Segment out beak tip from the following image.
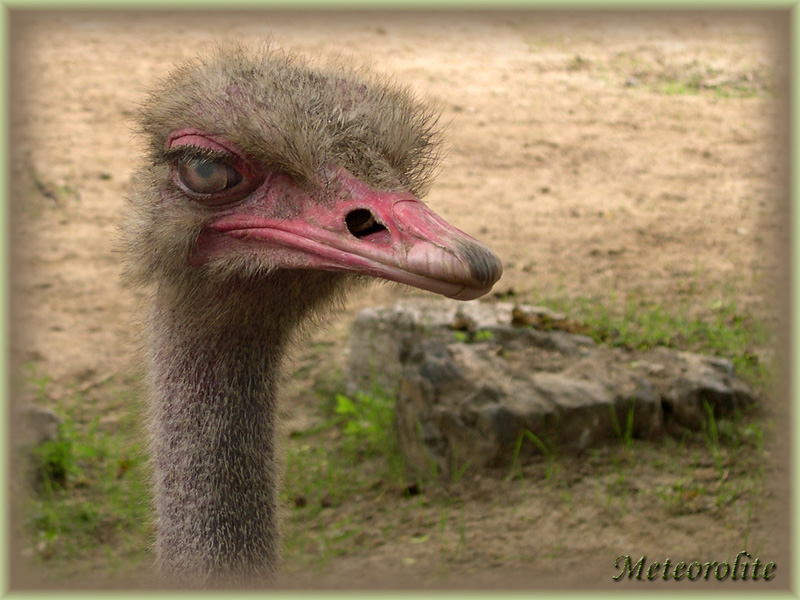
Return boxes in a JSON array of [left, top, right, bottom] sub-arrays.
[[458, 240, 503, 290]]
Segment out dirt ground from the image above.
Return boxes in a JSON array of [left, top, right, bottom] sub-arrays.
[[8, 9, 791, 590]]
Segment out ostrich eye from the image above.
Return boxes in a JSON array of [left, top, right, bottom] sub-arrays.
[[177, 158, 243, 195]]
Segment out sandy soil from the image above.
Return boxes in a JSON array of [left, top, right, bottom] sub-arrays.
[[8, 9, 791, 590]]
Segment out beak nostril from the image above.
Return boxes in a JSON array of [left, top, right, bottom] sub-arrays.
[[345, 208, 389, 241]]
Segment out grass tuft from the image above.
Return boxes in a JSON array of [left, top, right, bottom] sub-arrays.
[[20, 375, 151, 573], [541, 291, 772, 388]]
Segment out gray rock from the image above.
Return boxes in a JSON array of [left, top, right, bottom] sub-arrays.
[[17, 404, 62, 448], [347, 299, 758, 477], [12, 404, 64, 492]]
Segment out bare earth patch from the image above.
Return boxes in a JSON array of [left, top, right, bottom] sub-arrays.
[[8, 10, 790, 590]]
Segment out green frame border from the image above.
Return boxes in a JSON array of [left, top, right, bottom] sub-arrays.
[[0, 2, 796, 598]]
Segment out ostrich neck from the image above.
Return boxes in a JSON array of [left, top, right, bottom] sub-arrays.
[[146, 272, 339, 587]]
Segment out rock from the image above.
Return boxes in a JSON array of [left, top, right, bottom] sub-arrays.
[[647, 348, 754, 431], [346, 300, 571, 396], [12, 404, 64, 492], [347, 299, 758, 478], [17, 404, 62, 448]]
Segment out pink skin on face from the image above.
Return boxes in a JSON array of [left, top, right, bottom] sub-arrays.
[[168, 130, 503, 301]]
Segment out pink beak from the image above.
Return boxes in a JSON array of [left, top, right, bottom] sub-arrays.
[[197, 167, 503, 301]]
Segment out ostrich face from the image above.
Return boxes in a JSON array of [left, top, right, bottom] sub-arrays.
[[127, 47, 502, 300], [165, 128, 500, 300]]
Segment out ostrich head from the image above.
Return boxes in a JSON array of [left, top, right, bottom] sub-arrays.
[[124, 45, 502, 309]]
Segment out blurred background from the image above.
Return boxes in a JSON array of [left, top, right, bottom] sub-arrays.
[[7, 9, 790, 590]]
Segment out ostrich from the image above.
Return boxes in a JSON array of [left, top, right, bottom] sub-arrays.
[[122, 45, 502, 587]]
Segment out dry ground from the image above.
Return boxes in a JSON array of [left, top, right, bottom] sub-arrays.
[[8, 9, 792, 591]]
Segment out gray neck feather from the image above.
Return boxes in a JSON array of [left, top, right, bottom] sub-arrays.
[[145, 271, 348, 587]]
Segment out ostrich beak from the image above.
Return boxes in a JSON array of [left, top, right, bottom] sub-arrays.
[[201, 167, 503, 301]]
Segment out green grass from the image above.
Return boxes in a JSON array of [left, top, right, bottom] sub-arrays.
[[646, 407, 768, 546], [280, 385, 410, 568], [606, 52, 766, 99], [540, 291, 772, 388], [20, 370, 152, 574], [284, 387, 407, 508], [506, 429, 558, 482], [453, 329, 494, 344], [609, 402, 636, 450]]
